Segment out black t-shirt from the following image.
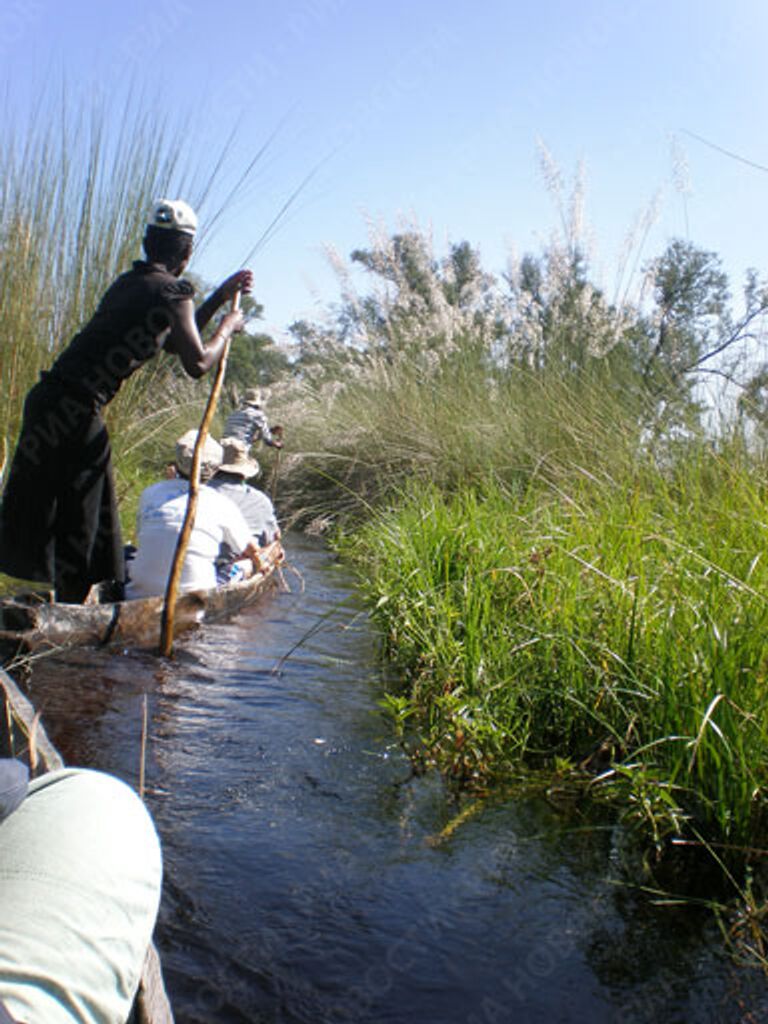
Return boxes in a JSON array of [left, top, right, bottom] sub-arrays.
[[49, 261, 195, 405]]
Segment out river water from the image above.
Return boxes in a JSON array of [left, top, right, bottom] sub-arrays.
[[22, 534, 768, 1023]]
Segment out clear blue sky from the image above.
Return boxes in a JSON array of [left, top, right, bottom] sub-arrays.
[[4, 0, 768, 340]]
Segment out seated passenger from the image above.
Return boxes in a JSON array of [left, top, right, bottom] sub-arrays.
[[208, 438, 280, 584], [126, 430, 262, 599], [209, 438, 280, 542]]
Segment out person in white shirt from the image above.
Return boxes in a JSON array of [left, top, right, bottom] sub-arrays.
[[126, 430, 262, 599]]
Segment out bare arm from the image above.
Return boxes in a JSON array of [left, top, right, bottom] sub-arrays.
[[164, 299, 244, 378], [195, 270, 253, 331], [241, 539, 262, 571], [239, 538, 284, 575]]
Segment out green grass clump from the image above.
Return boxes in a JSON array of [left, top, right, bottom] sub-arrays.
[[341, 445, 768, 860]]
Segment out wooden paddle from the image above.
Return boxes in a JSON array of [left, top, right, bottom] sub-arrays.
[[159, 291, 240, 656]]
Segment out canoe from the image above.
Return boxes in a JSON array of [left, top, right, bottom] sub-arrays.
[[0, 541, 284, 653]]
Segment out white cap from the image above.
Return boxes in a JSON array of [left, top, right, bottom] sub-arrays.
[[148, 198, 197, 236]]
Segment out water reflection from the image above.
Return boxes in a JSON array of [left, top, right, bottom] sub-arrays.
[[22, 535, 768, 1023]]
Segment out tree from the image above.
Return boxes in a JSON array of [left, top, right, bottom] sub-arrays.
[[505, 246, 626, 374], [345, 231, 505, 366], [643, 240, 728, 382], [640, 241, 768, 436]]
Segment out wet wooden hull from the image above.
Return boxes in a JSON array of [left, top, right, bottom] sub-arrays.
[[0, 543, 283, 652]]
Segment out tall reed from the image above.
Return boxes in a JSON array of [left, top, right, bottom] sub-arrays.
[[0, 89, 262, 536]]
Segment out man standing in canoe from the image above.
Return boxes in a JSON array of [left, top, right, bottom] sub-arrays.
[[0, 199, 252, 603], [222, 387, 284, 453]]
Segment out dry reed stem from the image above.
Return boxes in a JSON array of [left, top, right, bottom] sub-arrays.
[[139, 694, 148, 802]]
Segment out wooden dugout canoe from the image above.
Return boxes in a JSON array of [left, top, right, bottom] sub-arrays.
[[0, 541, 284, 653]]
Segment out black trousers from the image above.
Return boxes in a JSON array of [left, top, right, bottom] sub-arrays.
[[0, 377, 124, 601]]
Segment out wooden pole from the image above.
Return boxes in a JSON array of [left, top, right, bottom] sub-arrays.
[[269, 446, 282, 504], [159, 292, 240, 656]]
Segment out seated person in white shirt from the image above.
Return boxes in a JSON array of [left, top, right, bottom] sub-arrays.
[[126, 430, 263, 599]]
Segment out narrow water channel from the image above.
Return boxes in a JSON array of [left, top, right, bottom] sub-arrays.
[[22, 535, 768, 1023]]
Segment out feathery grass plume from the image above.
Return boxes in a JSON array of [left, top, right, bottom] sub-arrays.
[[669, 132, 692, 239], [611, 188, 663, 316], [537, 140, 591, 263], [271, 201, 653, 527]]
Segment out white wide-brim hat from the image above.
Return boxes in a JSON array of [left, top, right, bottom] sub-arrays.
[[220, 436, 260, 478], [175, 430, 222, 480]]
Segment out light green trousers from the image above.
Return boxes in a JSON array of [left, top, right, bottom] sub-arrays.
[[0, 769, 162, 1024]]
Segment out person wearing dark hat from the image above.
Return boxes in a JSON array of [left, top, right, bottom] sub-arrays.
[[209, 437, 280, 583], [222, 387, 283, 451], [0, 199, 253, 603]]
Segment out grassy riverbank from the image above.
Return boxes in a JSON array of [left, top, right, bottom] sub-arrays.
[[268, 220, 768, 904], [340, 446, 768, 865], [275, 343, 768, 884]]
